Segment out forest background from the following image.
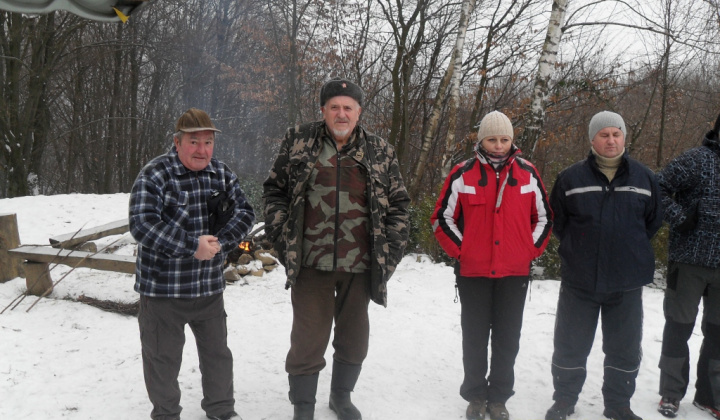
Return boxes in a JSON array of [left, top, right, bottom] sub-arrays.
[[2, 0, 720, 270]]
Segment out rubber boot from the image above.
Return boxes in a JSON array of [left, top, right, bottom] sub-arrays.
[[289, 373, 319, 420], [329, 361, 362, 420]]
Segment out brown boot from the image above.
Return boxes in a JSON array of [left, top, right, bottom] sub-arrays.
[[487, 402, 510, 420], [466, 399, 487, 420]]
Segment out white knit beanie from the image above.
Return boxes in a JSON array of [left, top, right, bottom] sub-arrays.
[[477, 111, 514, 141], [588, 111, 626, 141]]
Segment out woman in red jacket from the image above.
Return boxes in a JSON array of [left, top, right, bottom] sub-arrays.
[[431, 111, 552, 420]]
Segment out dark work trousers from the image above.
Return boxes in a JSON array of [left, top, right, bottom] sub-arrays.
[[659, 261, 720, 409], [285, 267, 371, 376], [138, 294, 234, 420], [551, 284, 643, 409], [457, 275, 529, 404]]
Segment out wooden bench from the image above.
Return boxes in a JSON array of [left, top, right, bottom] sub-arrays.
[[1, 215, 134, 295], [9, 246, 135, 274], [49, 219, 129, 249]]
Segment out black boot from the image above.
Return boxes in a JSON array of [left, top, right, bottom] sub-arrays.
[[289, 373, 319, 420], [329, 361, 362, 420]]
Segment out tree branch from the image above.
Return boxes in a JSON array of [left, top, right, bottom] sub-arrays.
[[562, 21, 674, 39]]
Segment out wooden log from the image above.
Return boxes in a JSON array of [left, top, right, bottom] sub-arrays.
[[8, 246, 136, 274], [49, 219, 129, 249], [24, 261, 53, 296], [0, 213, 23, 282]]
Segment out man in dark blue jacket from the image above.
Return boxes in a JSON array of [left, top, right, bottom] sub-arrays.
[[545, 111, 663, 420], [656, 112, 720, 420]]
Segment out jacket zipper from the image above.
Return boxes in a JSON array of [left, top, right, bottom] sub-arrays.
[[333, 149, 341, 271]]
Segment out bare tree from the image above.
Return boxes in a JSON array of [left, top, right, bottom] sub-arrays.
[[3, 0, 720, 207], [0, 12, 85, 197], [466, 0, 541, 126], [516, 0, 568, 158], [439, 0, 477, 179], [264, 0, 319, 127], [378, 0, 429, 160]]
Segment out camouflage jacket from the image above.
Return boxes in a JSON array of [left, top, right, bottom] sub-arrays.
[[262, 121, 410, 306]]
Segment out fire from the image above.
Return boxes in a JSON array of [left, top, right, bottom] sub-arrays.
[[238, 241, 251, 252]]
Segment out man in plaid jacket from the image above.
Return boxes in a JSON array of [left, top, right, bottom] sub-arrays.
[[129, 108, 254, 420]]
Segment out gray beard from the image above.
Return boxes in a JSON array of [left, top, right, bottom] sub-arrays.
[[332, 128, 351, 139]]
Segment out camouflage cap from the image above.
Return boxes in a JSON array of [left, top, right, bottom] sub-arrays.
[[175, 108, 221, 133], [319, 78, 363, 107]]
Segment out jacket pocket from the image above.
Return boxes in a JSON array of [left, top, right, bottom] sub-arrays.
[[273, 230, 288, 266], [371, 174, 390, 212], [163, 191, 189, 227], [468, 193, 486, 205]]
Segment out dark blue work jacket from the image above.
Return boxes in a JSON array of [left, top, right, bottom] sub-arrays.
[[549, 151, 663, 293]]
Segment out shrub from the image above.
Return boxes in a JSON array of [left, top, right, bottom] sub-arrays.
[[407, 193, 453, 266], [239, 177, 264, 223], [534, 235, 561, 280]]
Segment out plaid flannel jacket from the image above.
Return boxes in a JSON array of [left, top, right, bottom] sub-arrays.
[[129, 147, 254, 298]]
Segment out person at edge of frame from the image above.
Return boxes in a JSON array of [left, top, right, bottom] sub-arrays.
[[655, 111, 720, 420]]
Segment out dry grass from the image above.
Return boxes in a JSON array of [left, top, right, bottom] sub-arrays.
[[71, 295, 139, 317]]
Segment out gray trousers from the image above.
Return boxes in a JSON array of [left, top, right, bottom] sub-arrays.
[[659, 261, 720, 408], [138, 294, 235, 420], [285, 267, 371, 376]]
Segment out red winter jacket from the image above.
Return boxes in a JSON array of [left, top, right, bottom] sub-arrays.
[[431, 147, 552, 278]]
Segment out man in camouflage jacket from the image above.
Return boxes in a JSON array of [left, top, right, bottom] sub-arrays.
[[263, 78, 410, 420]]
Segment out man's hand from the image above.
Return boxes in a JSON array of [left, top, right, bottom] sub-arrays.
[[194, 235, 221, 260]]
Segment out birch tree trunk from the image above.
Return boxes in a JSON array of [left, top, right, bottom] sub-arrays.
[[440, 0, 476, 180], [409, 0, 476, 198], [518, 0, 569, 159], [407, 46, 455, 198]]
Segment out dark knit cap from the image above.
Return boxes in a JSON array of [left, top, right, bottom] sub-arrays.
[[319, 78, 363, 107]]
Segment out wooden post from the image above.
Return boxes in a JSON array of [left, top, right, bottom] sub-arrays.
[[0, 213, 23, 282], [23, 261, 54, 296]]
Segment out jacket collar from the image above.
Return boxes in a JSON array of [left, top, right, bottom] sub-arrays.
[[320, 121, 365, 149], [475, 143, 521, 167], [318, 121, 369, 164], [702, 132, 720, 156], [586, 149, 629, 178]]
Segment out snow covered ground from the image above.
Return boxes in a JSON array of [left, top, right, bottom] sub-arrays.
[[0, 194, 710, 420]]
